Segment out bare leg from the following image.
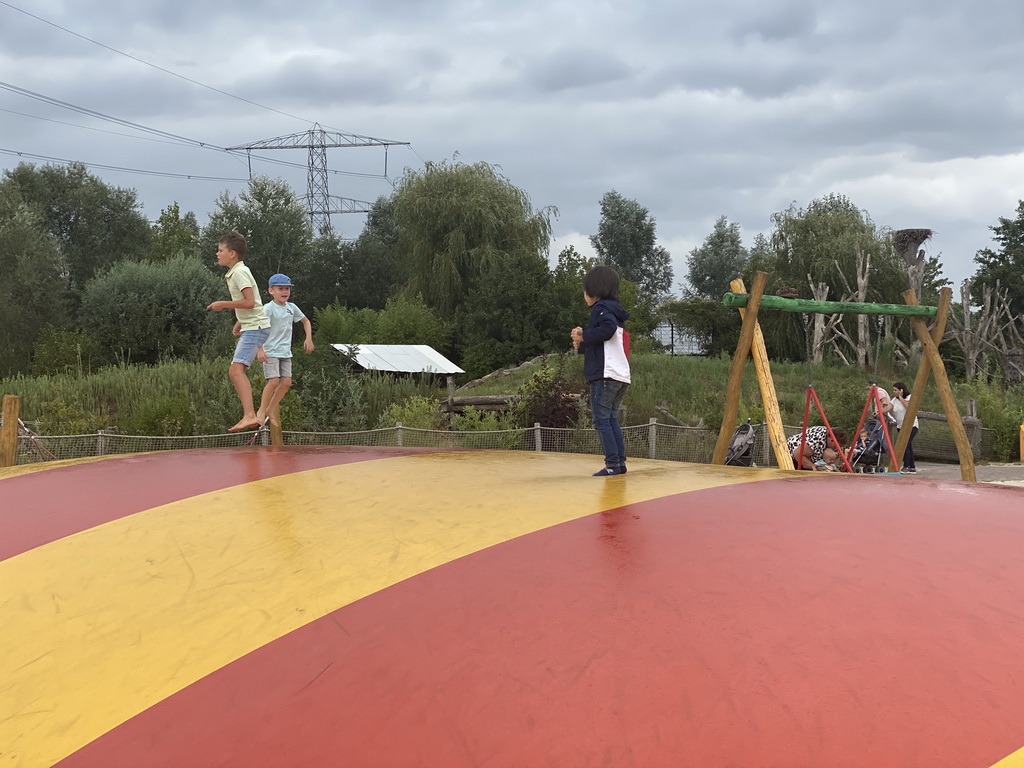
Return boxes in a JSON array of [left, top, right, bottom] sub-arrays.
[[265, 378, 291, 426], [227, 363, 260, 431], [256, 378, 280, 425]]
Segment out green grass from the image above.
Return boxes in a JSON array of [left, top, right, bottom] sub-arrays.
[[462, 353, 918, 429], [4, 351, 1024, 460]]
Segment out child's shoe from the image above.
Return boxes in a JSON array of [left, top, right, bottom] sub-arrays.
[[593, 466, 627, 477]]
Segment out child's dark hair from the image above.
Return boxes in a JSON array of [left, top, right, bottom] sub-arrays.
[[219, 230, 247, 260], [582, 265, 620, 301]]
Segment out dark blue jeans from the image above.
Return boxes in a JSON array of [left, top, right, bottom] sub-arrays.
[[590, 379, 628, 469], [898, 425, 918, 469]]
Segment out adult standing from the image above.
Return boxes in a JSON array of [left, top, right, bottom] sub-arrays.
[[891, 381, 920, 474]]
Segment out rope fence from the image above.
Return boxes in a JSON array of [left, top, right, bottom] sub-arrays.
[[6, 415, 995, 468]]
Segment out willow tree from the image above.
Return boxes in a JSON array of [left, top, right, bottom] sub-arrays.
[[392, 160, 554, 318], [759, 194, 905, 365]]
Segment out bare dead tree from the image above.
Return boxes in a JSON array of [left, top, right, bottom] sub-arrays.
[[827, 249, 872, 367], [947, 278, 1024, 381], [804, 276, 857, 364]]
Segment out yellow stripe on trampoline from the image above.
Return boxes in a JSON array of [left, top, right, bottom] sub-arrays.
[[992, 746, 1024, 767], [1, 450, 770, 766]]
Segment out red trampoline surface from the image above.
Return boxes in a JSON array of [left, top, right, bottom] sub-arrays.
[[4, 447, 1024, 767]]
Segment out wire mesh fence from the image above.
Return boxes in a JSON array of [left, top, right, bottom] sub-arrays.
[[6, 415, 995, 468]]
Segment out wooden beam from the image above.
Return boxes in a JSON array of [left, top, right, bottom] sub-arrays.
[[1, 395, 20, 468], [729, 278, 792, 469], [713, 271, 768, 464], [904, 289, 976, 481], [723, 293, 938, 317], [892, 288, 949, 471]]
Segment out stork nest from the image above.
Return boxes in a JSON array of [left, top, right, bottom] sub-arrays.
[[893, 228, 932, 255]]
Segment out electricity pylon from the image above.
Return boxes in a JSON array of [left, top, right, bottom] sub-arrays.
[[227, 124, 409, 234]]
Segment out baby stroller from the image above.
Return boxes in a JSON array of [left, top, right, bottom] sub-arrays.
[[725, 421, 757, 467], [850, 419, 887, 473]]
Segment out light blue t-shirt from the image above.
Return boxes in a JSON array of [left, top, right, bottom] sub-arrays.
[[262, 301, 306, 358]]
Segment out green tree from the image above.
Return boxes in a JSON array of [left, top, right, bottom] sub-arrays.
[[458, 251, 561, 378], [150, 202, 200, 262], [392, 159, 554, 317], [754, 194, 904, 362], [549, 245, 595, 343], [336, 197, 407, 310], [313, 303, 381, 345], [590, 190, 673, 301], [1, 162, 151, 297], [765, 194, 900, 300], [685, 216, 749, 299], [972, 200, 1024, 315], [203, 176, 315, 289], [0, 185, 67, 375], [375, 294, 451, 348], [660, 297, 740, 357], [79, 256, 225, 365]]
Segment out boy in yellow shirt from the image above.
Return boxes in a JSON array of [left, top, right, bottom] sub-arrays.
[[206, 231, 271, 432]]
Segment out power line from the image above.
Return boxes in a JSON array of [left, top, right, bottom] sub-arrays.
[[0, 0, 316, 126], [0, 81, 393, 180], [0, 0, 394, 140], [0, 106, 187, 147], [0, 81, 215, 149], [0, 148, 248, 182]]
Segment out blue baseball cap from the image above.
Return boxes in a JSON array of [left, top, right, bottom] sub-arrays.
[[268, 273, 293, 287]]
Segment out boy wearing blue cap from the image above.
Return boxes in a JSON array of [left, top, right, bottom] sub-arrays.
[[254, 273, 315, 426]]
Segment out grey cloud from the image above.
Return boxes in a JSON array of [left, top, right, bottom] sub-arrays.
[[520, 47, 633, 93]]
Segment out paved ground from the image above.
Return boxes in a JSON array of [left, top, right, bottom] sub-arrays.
[[914, 461, 1024, 485]]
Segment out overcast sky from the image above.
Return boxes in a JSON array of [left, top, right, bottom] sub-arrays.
[[3, 0, 1023, 293]]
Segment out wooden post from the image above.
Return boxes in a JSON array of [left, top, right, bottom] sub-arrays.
[[713, 271, 768, 464], [1, 395, 21, 468], [892, 288, 949, 472], [269, 405, 283, 447], [729, 277, 792, 469], [903, 288, 975, 481]]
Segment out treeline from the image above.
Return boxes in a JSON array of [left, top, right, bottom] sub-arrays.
[[0, 161, 671, 381], [4, 157, 1024, 391]]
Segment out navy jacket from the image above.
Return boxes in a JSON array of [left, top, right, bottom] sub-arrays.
[[579, 299, 631, 384]]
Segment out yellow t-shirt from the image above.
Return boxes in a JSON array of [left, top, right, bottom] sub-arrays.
[[225, 262, 270, 331]]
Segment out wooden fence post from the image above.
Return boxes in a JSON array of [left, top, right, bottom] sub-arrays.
[[1, 395, 21, 468], [269, 406, 283, 447]]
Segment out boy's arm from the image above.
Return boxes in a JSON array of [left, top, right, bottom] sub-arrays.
[[207, 286, 257, 312], [232, 321, 241, 337], [299, 316, 314, 353], [581, 310, 618, 344]]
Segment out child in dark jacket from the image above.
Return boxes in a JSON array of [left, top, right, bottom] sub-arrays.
[[571, 265, 631, 476]]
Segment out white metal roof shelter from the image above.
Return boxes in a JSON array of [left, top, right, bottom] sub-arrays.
[[331, 344, 464, 375]]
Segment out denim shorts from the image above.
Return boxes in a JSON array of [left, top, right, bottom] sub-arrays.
[[263, 357, 292, 379], [232, 328, 270, 366]]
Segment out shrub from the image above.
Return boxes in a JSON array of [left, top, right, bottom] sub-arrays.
[[510, 357, 584, 428], [30, 326, 107, 376], [375, 394, 445, 430]]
